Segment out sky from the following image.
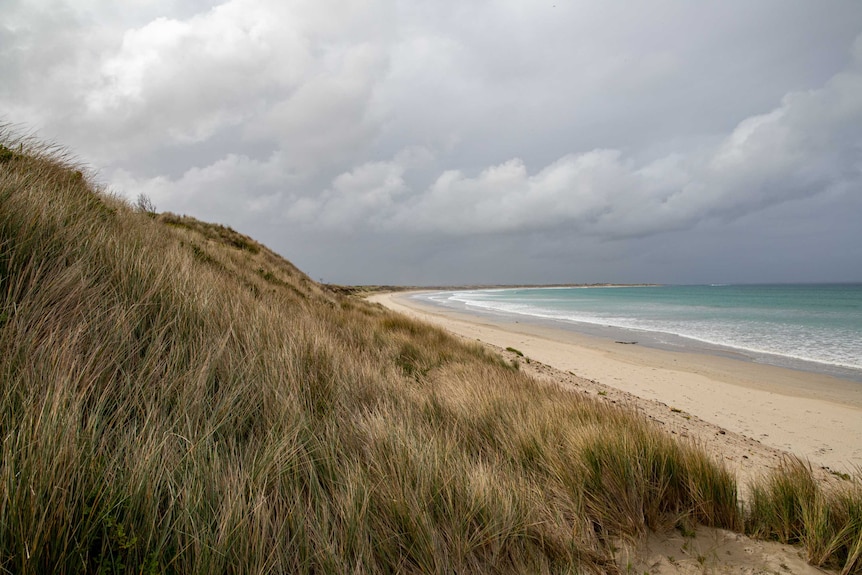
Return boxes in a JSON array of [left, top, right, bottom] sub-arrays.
[[2, 0, 862, 285]]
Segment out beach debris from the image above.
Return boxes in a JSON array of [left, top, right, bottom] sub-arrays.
[[615, 340, 638, 344]]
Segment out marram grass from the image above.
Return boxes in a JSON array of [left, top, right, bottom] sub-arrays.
[[0, 127, 856, 573], [746, 458, 862, 574]]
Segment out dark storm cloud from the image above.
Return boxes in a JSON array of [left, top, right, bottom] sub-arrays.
[[2, 0, 861, 283]]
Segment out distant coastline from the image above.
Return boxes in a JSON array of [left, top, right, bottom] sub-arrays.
[[326, 282, 661, 296]]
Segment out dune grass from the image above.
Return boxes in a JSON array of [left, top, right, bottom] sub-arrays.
[[746, 458, 862, 574], [0, 127, 854, 573]]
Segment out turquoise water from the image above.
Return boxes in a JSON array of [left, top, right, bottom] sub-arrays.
[[420, 284, 862, 380]]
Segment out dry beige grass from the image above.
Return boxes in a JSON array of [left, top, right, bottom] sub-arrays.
[[1, 127, 857, 574]]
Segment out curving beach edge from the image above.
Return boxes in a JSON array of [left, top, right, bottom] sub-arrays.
[[371, 290, 862, 573], [369, 291, 862, 483]]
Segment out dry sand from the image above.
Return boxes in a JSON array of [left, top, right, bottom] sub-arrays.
[[369, 290, 862, 574]]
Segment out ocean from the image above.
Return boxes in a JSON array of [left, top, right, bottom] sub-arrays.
[[416, 284, 862, 382]]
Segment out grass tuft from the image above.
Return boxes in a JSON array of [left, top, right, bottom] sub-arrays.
[[746, 458, 862, 574]]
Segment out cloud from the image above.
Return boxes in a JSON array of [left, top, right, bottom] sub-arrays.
[[283, 146, 431, 230], [86, 0, 392, 165], [2, 0, 394, 174], [110, 150, 294, 222], [387, 151, 630, 235], [286, 43, 862, 242], [4, 1, 861, 283]]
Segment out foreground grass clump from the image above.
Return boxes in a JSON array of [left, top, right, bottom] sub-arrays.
[[746, 459, 862, 574], [0, 126, 762, 573]]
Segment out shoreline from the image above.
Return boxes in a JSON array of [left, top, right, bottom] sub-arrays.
[[416, 286, 862, 383], [369, 290, 862, 481]]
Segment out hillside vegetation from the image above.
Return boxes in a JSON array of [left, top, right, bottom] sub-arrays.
[[1, 129, 860, 574]]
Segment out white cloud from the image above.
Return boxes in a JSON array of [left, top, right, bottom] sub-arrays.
[[110, 149, 296, 221], [388, 152, 628, 234], [284, 146, 431, 230], [1, 0, 394, 173], [85, 0, 391, 156]]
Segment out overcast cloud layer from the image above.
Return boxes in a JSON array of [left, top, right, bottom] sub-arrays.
[[3, 0, 861, 284]]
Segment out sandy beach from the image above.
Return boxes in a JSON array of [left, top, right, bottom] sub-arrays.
[[369, 290, 862, 573], [370, 290, 862, 573], [369, 291, 862, 485]]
